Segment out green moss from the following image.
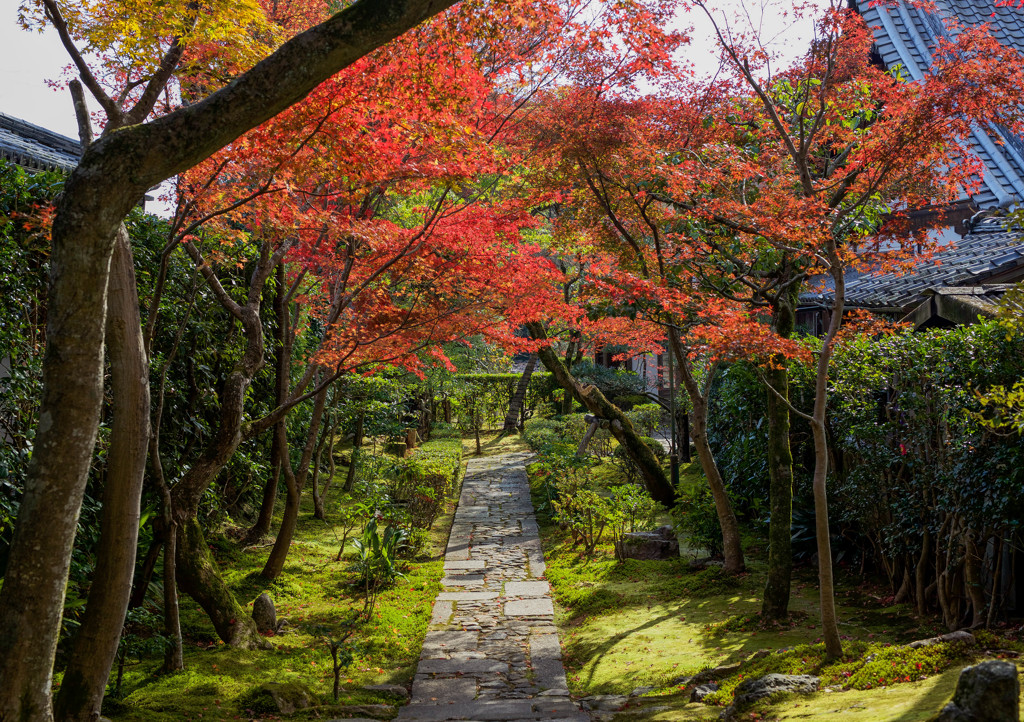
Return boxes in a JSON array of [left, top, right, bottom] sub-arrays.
[[104, 457, 465, 721]]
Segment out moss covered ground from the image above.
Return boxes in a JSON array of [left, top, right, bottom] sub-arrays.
[[528, 456, 1024, 721], [97, 452, 465, 721]]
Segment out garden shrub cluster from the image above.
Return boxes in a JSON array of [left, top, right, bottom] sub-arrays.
[[389, 439, 464, 531], [707, 321, 1024, 625]]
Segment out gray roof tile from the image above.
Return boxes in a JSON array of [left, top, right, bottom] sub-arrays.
[[0, 113, 80, 172]]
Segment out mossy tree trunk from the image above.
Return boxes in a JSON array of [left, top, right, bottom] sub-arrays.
[[527, 322, 675, 506], [54, 229, 150, 722], [762, 286, 798, 620], [667, 332, 745, 574], [175, 519, 269, 649], [501, 353, 537, 434]]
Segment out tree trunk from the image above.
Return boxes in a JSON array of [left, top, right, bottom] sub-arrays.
[[0, 196, 125, 722], [0, 5, 460, 714], [343, 410, 365, 493], [501, 353, 537, 434], [55, 228, 151, 722], [175, 518, 268, 649], [527, 322, 675, 505], [761, 288, 798, 620], [162, 519, 184, 672], [810, 263, 845, 660], [244, 264, 288, 545], [677, 365, 746, 574], [261, 385, 330, 580]]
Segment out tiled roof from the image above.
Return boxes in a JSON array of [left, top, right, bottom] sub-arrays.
[[855, 0, 1024, 208], [0, 113, 81, 173], [808, 217, 1024, 309]]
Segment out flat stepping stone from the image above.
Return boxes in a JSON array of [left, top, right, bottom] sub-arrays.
[[444, 560, 486, 570], [411, 677, 477, 704], [421, 631, 479, 656], [436, 591, 499, 601], [505, 598, 554, 616], [505, 581, 549, 597]]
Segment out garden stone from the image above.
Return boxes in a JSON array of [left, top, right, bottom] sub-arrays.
[[907, 630, 976, 650], [362, 683, 410, 700], [691, 682, 719, 702], [614, 529, 679, 560], [251, 593, 277, 634], [251, 681, 314, 715], [935, 660, 1019, 722], [629, 686, 653, 697], [720, 674, 819, 720], [581, 694, 628, 711]]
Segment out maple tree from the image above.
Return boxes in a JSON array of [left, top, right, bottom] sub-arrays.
[[518, 0, 1024, 656]]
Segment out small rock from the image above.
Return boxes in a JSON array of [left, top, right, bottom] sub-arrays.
[[581, 694, 629, 711], [333, 704, 393, 718], [935, 660, 1019, 722], [629, 686, 654, 697], [907, 630, 976, 650], [720, 674, 819, 720], [361, 683, 409, 700], [252, 592, 277, 634], [691, 682, 719, 702]]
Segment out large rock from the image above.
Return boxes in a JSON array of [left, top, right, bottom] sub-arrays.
[[721, 674, 819, 720], [252, 592, 277, 634], [691, 682, 719, 702], [935, 660, 1019, 722], [907, 630, 976, 650], [615, 526, 679, 560], [245, 682, 314, 715]]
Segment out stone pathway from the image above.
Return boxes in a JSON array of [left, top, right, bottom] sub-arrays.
[[397, 452, 587, 722]]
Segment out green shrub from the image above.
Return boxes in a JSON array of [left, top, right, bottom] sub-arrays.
[[626, 403, 662, 436], [388, 439, 462, 531], [610, 436, 666, 484], [671, 483, 722, 558], [523, 418, 565, 453]]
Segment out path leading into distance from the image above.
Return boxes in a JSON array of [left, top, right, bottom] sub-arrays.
[[396, 452, 588, 722]]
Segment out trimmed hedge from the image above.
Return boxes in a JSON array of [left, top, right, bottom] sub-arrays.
[[390, 439, 464, 530]]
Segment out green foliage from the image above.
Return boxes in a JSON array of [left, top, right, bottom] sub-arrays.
[[349, 519, 409, 616], [0, 160, 62, 557], [671, 484, 723, 558], [389, 439, 463, 531], [570, 359, 645, 401], [626, 403, 662, 436], [610, 435, 666, 484], [702, 638, 974, 706]]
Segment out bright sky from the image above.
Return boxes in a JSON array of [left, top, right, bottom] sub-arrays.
[[0, 0, 833, 142]]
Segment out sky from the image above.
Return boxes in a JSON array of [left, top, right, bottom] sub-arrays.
[[0, 0, 833, 142]]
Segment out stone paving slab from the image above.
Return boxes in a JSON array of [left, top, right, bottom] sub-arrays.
[[401, 452, 587, 721]]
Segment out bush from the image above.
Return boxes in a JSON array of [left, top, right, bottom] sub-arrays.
[[610, 393, 651, 411], [389, 439, 462, 531], [570, 360, 645, 400], [610, 436, 666, 484], [672, 484, 723, 558], [626, 403, 662, 436], [523, 418, 565, 453]]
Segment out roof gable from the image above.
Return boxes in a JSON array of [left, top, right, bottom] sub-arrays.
[[856, 0, 1024, 208], [0, 113, 81, 173]]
